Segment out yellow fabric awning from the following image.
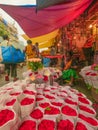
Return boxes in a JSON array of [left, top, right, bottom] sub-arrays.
[[22, 29, 59, 48]]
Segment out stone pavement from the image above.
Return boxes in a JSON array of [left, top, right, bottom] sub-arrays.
[[0, 65, 27, 87]]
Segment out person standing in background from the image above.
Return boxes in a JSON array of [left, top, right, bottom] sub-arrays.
[[50, 46, 57, 67], [35, 42, 40, 58], [0, 34, 18, 81], [25, 40, 36, 59], [83, 34, 94, 65]]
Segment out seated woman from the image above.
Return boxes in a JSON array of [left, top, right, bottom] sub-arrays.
[[56, 54, 79, 86], [62, 55, 79, 86]]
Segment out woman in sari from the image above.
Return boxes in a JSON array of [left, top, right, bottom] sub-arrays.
[[62, 55, 79, 86], [56, 54, 79, 86]]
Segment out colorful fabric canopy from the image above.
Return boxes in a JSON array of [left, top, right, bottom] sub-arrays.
[[0, 0, 93, 38]]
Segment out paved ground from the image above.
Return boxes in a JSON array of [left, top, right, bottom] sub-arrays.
[[0, 65, 27, 87]]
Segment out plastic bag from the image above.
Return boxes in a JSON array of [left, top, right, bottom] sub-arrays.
[[1, 46, 25, 64]]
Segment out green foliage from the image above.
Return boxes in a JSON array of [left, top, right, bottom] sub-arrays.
[[29, 61, 43, 72], [95, 89, 98, 94], [94, 66, 98, 71], [86, 84, 92, 90], [0, 22, 9, 36]]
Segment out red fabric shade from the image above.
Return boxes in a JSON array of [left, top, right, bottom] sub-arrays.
[[0, 0, 93, 38]]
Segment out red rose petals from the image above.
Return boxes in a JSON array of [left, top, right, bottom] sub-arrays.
[[38, 119, 55, 130], [30, 109, 43, 119], [10, 92, 21, 96], [79, 105, 95, 114], [62, 106, 77, 116], [6, 99, 16, 106], [45, 106, 60, 115], [39, 103, 50, 108], [19, 120, 36, 130], [75, 122, 87, 130], [79, 114, 98, 126], [0, 109, 14, 126], [65, 99, 77, 105], [21, 98, 34, 105], [51, 102, 63, 107], [23, 90, 35, 95], [43, 76, 48, 82], [36, 98, 43, 101], [57, 120, 74, 130], [45, 95, 55, 99], [79, 97, 90, 104]]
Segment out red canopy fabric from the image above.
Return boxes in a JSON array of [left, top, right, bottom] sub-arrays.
[[0, 0, 93, 38]]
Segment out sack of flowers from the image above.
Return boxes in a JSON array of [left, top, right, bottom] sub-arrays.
[[61, 105, 78, 121], [78, 105, 96, 117], [64, 98, 78, 108], [4, 97, 20, 116], [44, 105, 60, 118], [30, 107, 44, 120], [75, 120, 95, 130], [19, 94, 35, 118], [38, 116, 56, 130], [51, 99, 64, 107], [36, 95, 45, 102], [10, 89, 22, 97], [23, 85, 36, 96], [78, 96, 92, 106], [78, 114, 98, 129], [18, 116, 37, 130], [57, 117, 74, 130], [38, 100, 50, 109], [90, 73, 98, 89], [0, 108, 17, 130]]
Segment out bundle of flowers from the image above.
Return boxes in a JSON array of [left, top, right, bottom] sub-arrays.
[[30, 107, 43, 120], [78, 114, 98, 129], [9, 88, 22, 97], [28, 58, 43, 72], [19, 119, 36, 130], [23, 90, 35, 95], [0, 108, 17, 130], [78, 97, 92, 106], [38, 119, 55, 130], [39, 100, 50, 109], [23, 85, 36, 96], [4, 97, 20, 115], [61, 105, 78, 121], [57, 119, 74, 130], [36, 95, 44, 102], [79, 105, 96, 117], [64, 98, 78, 108], [75, 121, 94, 130], [45, 105, 60, 116], [20, 95, 35, 118]]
